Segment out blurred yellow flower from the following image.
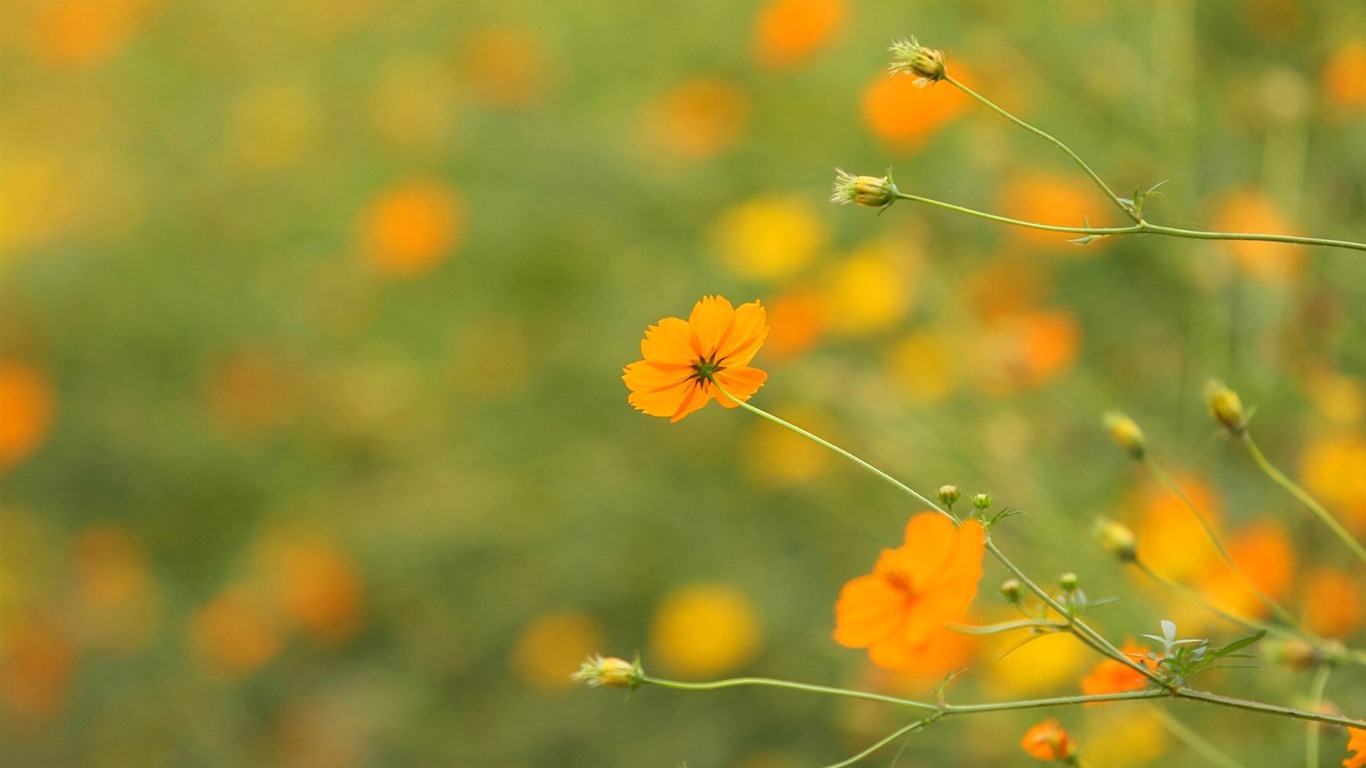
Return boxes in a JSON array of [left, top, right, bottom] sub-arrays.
[[230, 80, 321, 171], [1081, 709, 1168, 768], [0, 362, 54, 473], [887, 330, 957, 404], [743, 405, 833, 487], [265, 535, 366, 647], [710, 195, 827, 280], [459, 28, 550, 109], [753, 0, 846, 70], [650, 583, 760, 677], [983, 631, 1088, 697], [514, 612, 605, 691], [1299, 433, 1366, 534], [357, 178, 465, 277], [369, 55, 459, 151], [1130, 473, 1224, 582], [819, 242, 915, 335]]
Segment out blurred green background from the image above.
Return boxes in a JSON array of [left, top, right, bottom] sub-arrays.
[[2, 0, 1365, 765]]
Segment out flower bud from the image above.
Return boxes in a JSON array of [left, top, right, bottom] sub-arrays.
[[937, 484, 962, 507], [1094, 518, 1138, 563], [888, 38, 947, 85], [1020, 718, 1077, 761], [1205, 379, 1247, 435], [1058, 572, 1079, 593], [831, 168, 898, 209], [1103, 411, 1146, 459], [572, 655, 644, 689], [1266, 639, 1319, 672], [1000, 578, 1023, 603], [971, 492, 992, 511]]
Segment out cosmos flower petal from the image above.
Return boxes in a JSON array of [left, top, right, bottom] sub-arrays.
[[716, 300, 769, 367], [833, 571, 906, 647], [640, 317, 696, 364], [712, 366, 767, 408], [688, 295, 735, 359]]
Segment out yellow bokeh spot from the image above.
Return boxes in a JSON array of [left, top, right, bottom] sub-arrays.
[[511, 611, 605, 691], [819, 242, 915, 335], [886, 330, 957, 404], [982, 630, 1088, 697], [743, 405, 833, 487], [230, 80, 321, 171], [650, 583, 760, 677], [1304, 370, 1365, 427], [1299, 432, 1366, 534], [1081, 709, 1168, 768], [369, 55, 459, 151], [710, 195, 827, 281]]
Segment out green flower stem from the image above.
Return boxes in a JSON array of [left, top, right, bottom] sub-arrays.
[[1143, 456, 1297, 625], [1240, 431, 1366, 565], [943, 74, 1137, 222], [638, 674, 1366, 729], [721, 394, 951, 519], [818, 717, 934, 768], [1305, 664, 1331, 768], [1150, 706, 1247, 768], [890, 191, 1366, 252], [949, 618, 1069, 635]]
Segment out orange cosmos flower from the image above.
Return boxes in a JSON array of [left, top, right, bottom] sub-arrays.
[[623, 296, 768, 423], [1021, 719, 1077, 761], [1080, 641, 1156, 696], [1346, 727, 1366, 768], [833, 513, 985, 670]]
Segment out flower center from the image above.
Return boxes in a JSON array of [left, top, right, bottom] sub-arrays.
[[691, 355, 722, 382]]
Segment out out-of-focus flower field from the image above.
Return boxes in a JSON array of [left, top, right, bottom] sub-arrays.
[[2, 0, 1364, 765]]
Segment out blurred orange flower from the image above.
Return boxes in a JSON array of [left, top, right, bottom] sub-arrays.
[[1195, 519, 1294, 621], [640, 79, 750, 160], [357, 178, 464, 277], [833, 513, 985, 670], [1346, 727, 1366, 768], [0, 362, 55, 473], [1080, 641, 1155, 696], [189, 585, 282, 680], [753, 0, 846, 69], [999, 172, 1111, 250], [1208, 188, 1304, 283], [623, 296, 768, 422], [1302, 567, 1365, 639], [1020, 719, 1076, 761], [861, 66, 973, 152], [1322, 42, 1366, 109]]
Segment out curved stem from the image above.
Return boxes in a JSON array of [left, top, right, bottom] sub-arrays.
[[639, 674, 1366, 729], [1143, 456, 1297, 625], [1240, 431, 1366, 565], [1305, 664, 1331, 768], [819, 718, 934, 768], [891, 192, 1366, 251], [1150, 705, 1247, 768], [950, 618, 1069, 635], [943, 74, 1137, 222]]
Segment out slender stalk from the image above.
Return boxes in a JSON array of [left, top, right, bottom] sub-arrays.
[[1143, 456, 1297, 625], [943, 74, 1137, 222], [1240, 432, 1366, 564], [1305, 664, 1331, 768], [1150, 705, 1247, 768], [639, 674, 1366, 729], [1133, 559, 1277, 637], [721, 393, 950, 518], [819, 718, 933, 768], [950, 618, 1069, 635], [890, 191, 1366, 251]]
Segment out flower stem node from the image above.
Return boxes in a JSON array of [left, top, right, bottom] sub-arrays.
[[572, 655, 645, 690], [1204, 379, 1248, 435], [1102, 411, 1146, 459], [1094, 518, 1138, 563], [888, 37, 947, 85], [970, 492, 992, 511], [937, 484, 962, 508], [831, 168, 899, 209]]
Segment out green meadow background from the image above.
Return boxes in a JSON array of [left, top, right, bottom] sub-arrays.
[[2, 0, 1364, 766]]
